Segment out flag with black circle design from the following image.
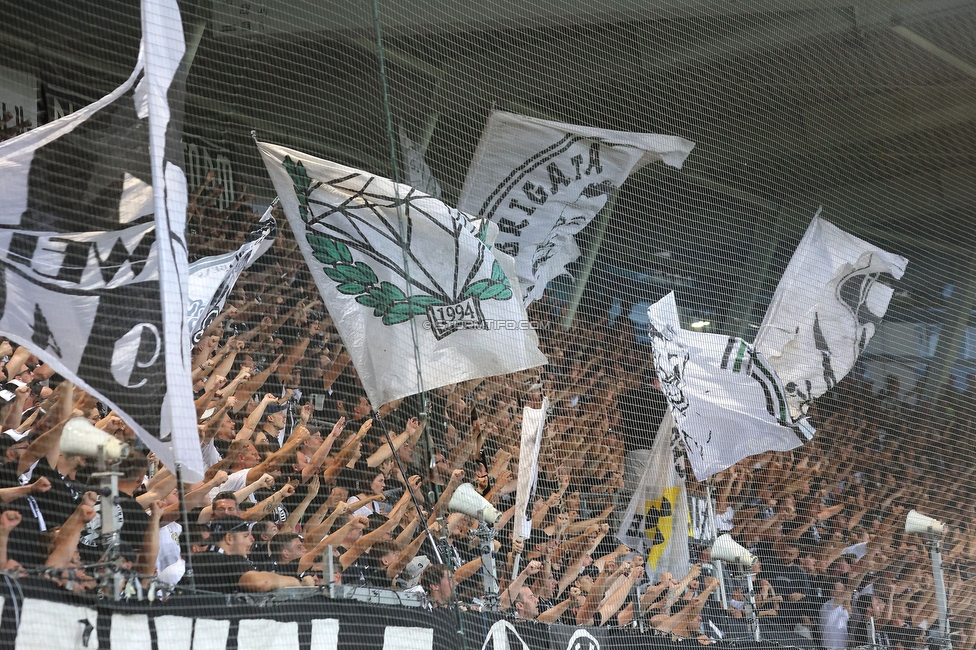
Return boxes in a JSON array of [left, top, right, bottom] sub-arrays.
[[755, 212, 908, 419]]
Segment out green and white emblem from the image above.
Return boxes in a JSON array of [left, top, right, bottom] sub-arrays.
[[283, 156, 513, 340]]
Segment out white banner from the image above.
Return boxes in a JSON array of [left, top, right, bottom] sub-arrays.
[[617, 413, 690, 583], [0, 1, 204, 480], [458, 111, 694, 304], [513, 396, 549, 545], [755, 212, 908, 417], [187, 214, 275, 341], [257, 141, 547, 408], [647, 292, 813, 481]]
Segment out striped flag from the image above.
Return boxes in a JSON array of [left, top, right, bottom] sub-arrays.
[[647, 292, 814, 481]]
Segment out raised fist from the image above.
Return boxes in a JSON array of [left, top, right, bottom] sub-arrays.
[[31, 477, 52, 494], [351, 515, 369, 529], [0, 510, 22, 531]]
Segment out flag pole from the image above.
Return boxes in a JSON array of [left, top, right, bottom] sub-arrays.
[[372, 415, 443, 566], [705, 479, 728, 610], [175, 463, 196, 591]]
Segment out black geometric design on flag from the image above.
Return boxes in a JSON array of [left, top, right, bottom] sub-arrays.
[[836, 253, 886, 356], [580, 179, 615, 198], [812, 312, 837, 390], [30, 303, 61, 357], [79, 619, 95, 647], [644, 496, 673, 547]]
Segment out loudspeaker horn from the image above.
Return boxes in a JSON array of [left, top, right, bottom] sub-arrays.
[[60, 417, 130, 462], [448, 483, 500, 524], [905, 509, 945, 536], [712, 533, 756, 566]]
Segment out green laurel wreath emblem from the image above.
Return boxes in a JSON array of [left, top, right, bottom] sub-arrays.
[[283, 156, 513, 327]]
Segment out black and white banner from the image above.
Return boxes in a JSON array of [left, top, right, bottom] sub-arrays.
[[187, 213, 276, 342], [647, 293, 814, 481], [0, 578, 817, 650], [755, 212, 908, 418], [258, 140, 547, 408], [0, 0, 204, 480], [458, 111, 694, 304]]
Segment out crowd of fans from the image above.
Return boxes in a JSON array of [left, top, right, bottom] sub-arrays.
[[1, 181, 975, 650]]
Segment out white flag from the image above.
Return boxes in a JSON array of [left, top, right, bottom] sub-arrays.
[[755, 213, 908, 417], [458, 111, 695, 304], [257, 141, 547, 408], [513, 396, 548, 545], [648, 292, 814, 481], [617, 413, 690, 583], [399, 126, 442, 199], [187, 214, 276, 342], [0, 0, 204, 480]]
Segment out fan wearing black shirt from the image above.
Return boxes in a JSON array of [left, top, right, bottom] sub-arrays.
[[189, 517, 304, 593]]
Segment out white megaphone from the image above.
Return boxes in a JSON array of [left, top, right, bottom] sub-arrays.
[[448, 483, 500, 524], [712, 534, 756, 566], [905, 509, 945, 536], [59, 417, 130, 462]]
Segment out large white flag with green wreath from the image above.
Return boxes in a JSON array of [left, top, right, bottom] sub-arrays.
[[258, 141, 547, 407]]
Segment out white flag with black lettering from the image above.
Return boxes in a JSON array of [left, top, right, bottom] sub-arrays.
[[257, 141, 547, 408], [187, 213, 276, 341], [458, 111, 695, 304], [617, 412, 690, 582], [647, 292, 814, 481], [0, 0, 204, 480], [755, 212, 908, 417]]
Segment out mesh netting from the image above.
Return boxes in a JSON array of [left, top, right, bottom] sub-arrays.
[[2, 1, 976, 649]]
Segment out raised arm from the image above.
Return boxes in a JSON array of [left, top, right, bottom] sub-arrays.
[[245, 429, 309, 483], [303, 418, 344, 482], [280, 477, 320, 533], [242, 482, 296, 522]]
